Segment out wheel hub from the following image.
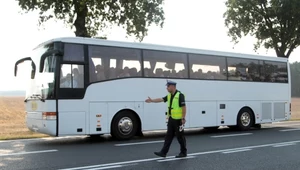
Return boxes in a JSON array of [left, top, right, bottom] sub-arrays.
[[118, 117, 133, 135], [241, 112, 251, 126]]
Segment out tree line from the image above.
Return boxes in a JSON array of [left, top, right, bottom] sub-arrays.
[[18, 0, 300, 98], [291, 61, 300, 97]]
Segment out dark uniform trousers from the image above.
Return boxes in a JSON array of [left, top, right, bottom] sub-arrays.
[[161, 116, 187, 154]]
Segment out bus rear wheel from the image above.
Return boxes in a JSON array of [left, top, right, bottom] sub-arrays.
[[111, 110, 138, 140], [237, 107, 254, 131]]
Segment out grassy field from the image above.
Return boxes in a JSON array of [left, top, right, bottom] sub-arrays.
[[1, 96, 300, 140], [291, 97, 300, 120], [0, 96, 48, 140]]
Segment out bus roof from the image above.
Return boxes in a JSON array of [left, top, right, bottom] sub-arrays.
[[35, 37, 288, 62]]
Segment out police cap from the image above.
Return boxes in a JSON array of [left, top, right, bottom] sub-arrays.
[[166, 80, 177, 86]]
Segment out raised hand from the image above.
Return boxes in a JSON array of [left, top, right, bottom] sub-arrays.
[[145, 96, 152, 103]]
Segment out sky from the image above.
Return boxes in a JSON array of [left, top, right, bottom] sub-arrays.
[[1, 0, 300, 91]]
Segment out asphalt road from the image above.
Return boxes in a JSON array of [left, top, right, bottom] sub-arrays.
[[1, 121, 300, 170]]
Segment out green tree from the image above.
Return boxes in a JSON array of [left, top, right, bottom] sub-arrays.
[[223, 0, 300, 58], [18, 0, 165, 41]]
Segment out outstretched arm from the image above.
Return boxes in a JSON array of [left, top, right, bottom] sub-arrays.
[[145, 97, 164, 103]]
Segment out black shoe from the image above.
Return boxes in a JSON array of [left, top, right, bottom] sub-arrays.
[[175, 152, 187, 158], [154, 151, 166, 157]]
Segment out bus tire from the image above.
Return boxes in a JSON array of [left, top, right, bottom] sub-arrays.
[[237, 107, 254, 131], [111, 110, 138, 140]]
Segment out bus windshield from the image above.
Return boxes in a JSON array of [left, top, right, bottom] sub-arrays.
[[26, 43, 57, 100]]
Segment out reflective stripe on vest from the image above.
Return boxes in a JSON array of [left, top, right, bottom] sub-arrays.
[[167, 92, 183, 119]]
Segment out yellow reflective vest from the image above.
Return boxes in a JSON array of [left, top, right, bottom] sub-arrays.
[[167, 91, 183, 119]]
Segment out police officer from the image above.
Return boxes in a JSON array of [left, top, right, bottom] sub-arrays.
[[145, 80, 187, 158]]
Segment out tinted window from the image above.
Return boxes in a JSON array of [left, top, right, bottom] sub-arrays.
[[263, 61, 288, 83], [88, 46, 142, 83], [143, 50, 188, 78], [64, 43, 85, 62], [257, 60, 265, 82], [60, 64, 84, 88], [189, 54, 226, 80], [227, 58, 260, 81]]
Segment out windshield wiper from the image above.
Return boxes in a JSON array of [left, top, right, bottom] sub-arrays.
[[24, 94, 45, 103]]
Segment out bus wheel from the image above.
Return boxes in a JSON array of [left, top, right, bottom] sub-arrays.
[[237, 107, 254, 131], [111, 111, 138, 140]]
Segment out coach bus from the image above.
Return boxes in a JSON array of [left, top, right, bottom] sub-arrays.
[[14, 37, 291, 140]]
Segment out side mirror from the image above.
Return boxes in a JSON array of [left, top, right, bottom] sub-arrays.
[[39, 50, 63, 73], [14, 57, 32, 77], [31, 62, 36, 79]]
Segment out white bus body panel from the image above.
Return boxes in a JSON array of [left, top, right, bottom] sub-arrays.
[[83, 78, 290, 134], [189, 101, 217, 127], [143, 102, 167, 130], [89, 102, 108, 134], [25, 78, 290, 136], [25, 100, 56, 136], [58, 100, 87, 135]]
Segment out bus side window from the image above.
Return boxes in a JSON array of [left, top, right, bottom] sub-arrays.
[[143, 50, 188, 78], [88, 45, 142, 83], [263, 61, 288, 83], [189, 54, 226, 80], [60, 64, 84, 88], [227, 58, 260, 81]]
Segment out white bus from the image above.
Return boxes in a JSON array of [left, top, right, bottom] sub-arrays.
[[14, 37, 291, 140]]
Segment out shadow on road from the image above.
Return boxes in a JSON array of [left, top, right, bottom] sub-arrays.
[[28, 125, 273, 146]]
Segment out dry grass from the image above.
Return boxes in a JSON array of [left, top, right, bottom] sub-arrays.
[[291, 97, 300, 120], [0, 96, 48, 140], [1, 96, 300, 140]]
